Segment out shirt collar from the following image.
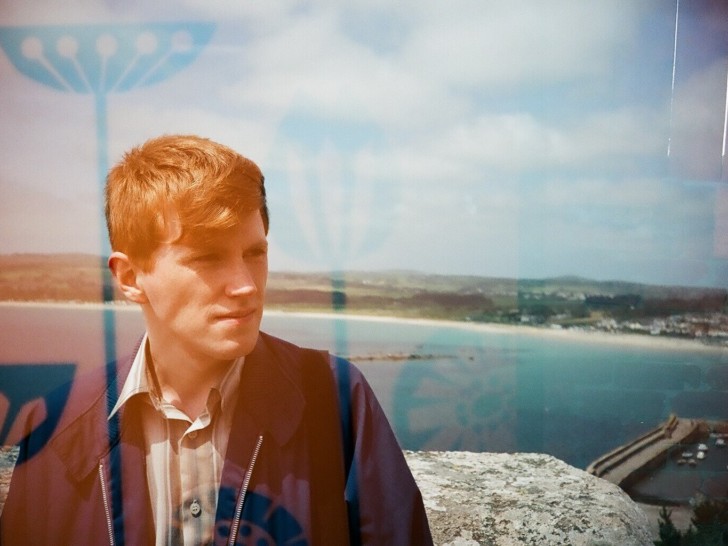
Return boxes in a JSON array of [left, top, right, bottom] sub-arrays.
[[108, 333, 151, 420], [108, 333, 244, 420]]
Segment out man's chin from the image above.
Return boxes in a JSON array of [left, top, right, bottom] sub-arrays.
[[216, 331, 260, 360]]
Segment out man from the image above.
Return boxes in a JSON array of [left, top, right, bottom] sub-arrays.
[[0, 135, 432, 545]]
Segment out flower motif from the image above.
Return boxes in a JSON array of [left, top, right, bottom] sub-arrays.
[[0, 22, 214, 94]]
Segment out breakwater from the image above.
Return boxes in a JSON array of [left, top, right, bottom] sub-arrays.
[[588, 416, 728, 505], [587, 415, 700, 488]]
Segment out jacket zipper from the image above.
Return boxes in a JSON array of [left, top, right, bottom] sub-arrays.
[[228, 434, 264, 546], [98, 463, 116, 546]]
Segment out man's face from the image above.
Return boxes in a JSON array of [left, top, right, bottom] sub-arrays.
[[136, 211, 268, 367]]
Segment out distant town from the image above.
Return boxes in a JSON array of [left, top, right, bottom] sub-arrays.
[[512, 290, 728, 344], [1, 253, 726, 346]]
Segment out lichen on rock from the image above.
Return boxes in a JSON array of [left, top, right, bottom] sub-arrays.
[[406, 450, 653, 546]]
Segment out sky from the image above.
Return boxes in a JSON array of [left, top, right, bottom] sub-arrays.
[[1, 0, 727, 288]]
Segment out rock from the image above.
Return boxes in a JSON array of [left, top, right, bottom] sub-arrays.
[[406, 451, 653, 546], [0, 447, 18, 516]]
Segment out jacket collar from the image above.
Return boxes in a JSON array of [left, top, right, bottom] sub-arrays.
[[47, 332, 306, 481], [49, 349, 138, 483]]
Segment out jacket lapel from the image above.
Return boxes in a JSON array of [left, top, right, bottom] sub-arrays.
[[48, 343, 154, 543], [237, 332, 306, 446], [215, 333, 307, 544], [215, 333, 349, 545]]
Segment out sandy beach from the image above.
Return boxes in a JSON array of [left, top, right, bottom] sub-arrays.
[[1, 301, 725, 355], [263, 309, 727, 355]]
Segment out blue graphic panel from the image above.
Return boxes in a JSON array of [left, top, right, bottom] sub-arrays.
[[267, 107, 399, 269], [0, 23, 214, 94], [216, 489, 307, 546], [0, 363, 76, 455], [392, 330, 518, 453]]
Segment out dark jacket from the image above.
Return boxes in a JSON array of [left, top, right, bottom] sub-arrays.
[[0, 332, 432, 545]]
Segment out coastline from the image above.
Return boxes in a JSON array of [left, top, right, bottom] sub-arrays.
[[0, 300, 725, 354], [263, 309, 728, 354]]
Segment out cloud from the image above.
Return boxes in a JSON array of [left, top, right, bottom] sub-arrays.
[[371, 105, 667, 190], [199, 0, 653, 134], [0, 74, 95, 197], [213, 8, 465, 132], [669, 58, 728, 180], [0, 0, 108, 25], [394, 1, 647, 88], [105, 96, 277, 166], [514, 175, 719, 282], [205, 0, 669, 184]]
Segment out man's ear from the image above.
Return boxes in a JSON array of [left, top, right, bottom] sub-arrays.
[[108, 252, 148, 304]]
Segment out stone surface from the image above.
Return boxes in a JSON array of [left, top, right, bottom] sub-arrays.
[[406, 450, 653, 546], [0, 447, 17, 516]]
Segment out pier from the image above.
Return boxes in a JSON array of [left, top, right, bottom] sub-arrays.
[[587, 415, 701, 490]]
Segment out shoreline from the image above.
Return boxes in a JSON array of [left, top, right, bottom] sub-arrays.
[[264, 310, 728, 354], [1, 300, 725, 354]]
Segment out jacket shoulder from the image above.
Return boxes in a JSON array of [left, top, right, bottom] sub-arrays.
[[13, 348, 136, 480], [257, 330, 327, 360]]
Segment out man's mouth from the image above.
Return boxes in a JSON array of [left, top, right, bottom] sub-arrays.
[[215, 308, 258, 321]]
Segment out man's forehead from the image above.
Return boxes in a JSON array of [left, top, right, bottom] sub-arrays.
[[164, 209, 265, 243], [177, 228, 249, 249], [176, 232, 228, 251], [178, 217, 267, 249]]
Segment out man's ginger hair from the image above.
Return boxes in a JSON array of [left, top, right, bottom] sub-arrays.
[[105, 134, 269, 271]]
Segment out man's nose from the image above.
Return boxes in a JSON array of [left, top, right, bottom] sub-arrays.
[[225, 259, 257, 297]]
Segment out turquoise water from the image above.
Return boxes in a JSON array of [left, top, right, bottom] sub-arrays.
[[262, 313, 728, 469]]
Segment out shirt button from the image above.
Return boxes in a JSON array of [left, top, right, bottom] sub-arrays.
[[190, 500, 202, 518], [188, 431, 198, 440]]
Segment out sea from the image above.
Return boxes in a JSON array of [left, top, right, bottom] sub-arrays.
[[1, 304, 727, 473]]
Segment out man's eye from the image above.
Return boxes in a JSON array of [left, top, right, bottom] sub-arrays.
[[245, 248, 268, 259], [192, 253, 220, 262]]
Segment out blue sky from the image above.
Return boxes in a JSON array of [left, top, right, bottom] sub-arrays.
[[1, 0, 727, 288]]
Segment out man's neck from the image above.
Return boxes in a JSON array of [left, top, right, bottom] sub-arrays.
[[145, 341, 232, 420]]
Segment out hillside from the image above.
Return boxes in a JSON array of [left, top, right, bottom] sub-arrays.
[[0, 254, 726, 331]]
